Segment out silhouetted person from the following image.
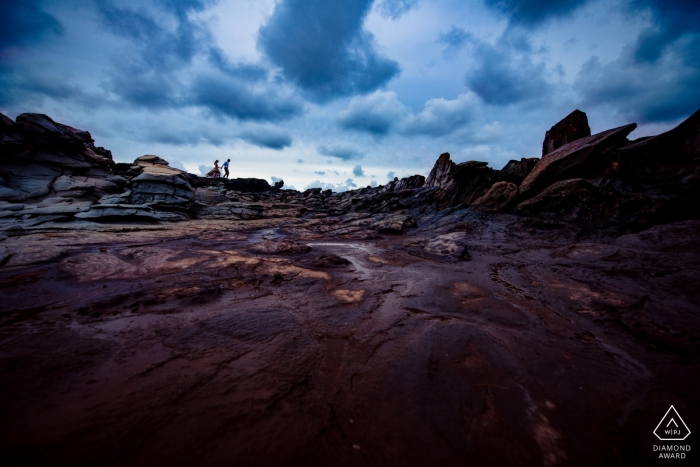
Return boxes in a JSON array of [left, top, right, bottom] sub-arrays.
[[206, 160, 221, 178], [223, 159, 230, 179]]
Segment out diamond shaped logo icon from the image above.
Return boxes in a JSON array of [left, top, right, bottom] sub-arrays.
[[654, 405, 691, 441]]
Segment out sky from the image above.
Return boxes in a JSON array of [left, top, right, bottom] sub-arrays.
[[1, 0, 699, 191]]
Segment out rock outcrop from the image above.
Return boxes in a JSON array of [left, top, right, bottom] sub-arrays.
[[520, 123, 637, 198], [542, 109, 591, 156], [1, 113, 123, 204], [425, 154, 521, 209], [501, 157, 539, 179], [2, 108, 699, 235]]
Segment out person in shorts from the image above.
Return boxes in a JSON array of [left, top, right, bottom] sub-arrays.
[[222, 159, 230, 179]]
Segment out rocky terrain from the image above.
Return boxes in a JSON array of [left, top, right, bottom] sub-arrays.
[[0, 109, 699, 466]]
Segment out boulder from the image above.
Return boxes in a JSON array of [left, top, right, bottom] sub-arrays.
[[425, 153, 520, 208], [195, 186, 229, 205], [519, 123, 637, 199], [501, 158, 540, 179], [516, 179, 607, 222], [542, 109, 591, 156], [471, 181, 518, 212], [129, 157, 195, 211]]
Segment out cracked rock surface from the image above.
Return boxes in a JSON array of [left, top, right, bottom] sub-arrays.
[[1, 215, 698, 466]]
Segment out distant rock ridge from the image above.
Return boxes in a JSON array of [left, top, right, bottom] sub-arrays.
[[2, 108, 699, 233]]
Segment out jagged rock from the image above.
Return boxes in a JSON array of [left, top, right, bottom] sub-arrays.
[[516, 178, 606, 222], [303, 188, 322, 197], [384, 175, 426, 192], [273, 180, 284, 189], [195, 187, 228, 205], [471, 181, 518, 212], [501, 158, 539, 179], [542, 109, 591, 156], [425, 153, 520, 208], [519, 123, 637, 199]]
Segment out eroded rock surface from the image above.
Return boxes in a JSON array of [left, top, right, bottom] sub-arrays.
[[0, 215, 697, 466]]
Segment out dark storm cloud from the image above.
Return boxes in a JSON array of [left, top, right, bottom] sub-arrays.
[[96, 0, 214, 108], [438, 26, 473, 55], [97, 1, 209, 68], [207, 47, 268, 81], [629, 0, 700, 63], [338, 92, 406, 136], [239, 129, 293, 150], [574, 35, 700, 123], [376, 0, 420, 19], [0, 64, 103, 108], [317, 144, 364, 161], [0, 0, 63, 52], [483, 0, 588, 25], [257, 0, 400, 102], [147, 127, 226, 147], [191, 74, 303, 122], [465, 33, 552, 106]]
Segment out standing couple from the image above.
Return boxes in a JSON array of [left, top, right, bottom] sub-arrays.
[[206, 159, 231, 178]]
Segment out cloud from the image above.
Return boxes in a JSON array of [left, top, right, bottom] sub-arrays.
[[239, 128, 293, 149], [338, 90, 408, 136], [315, 171, 326, 175], [403, 93, 479, 136], [305, 178, 357, 192], [271, 176, 283, 183], [483, 0, 589, 26], [198, 164, 210, 176], [257, 0, 400, 102], [207, 46, 268, 81], [629, 0, 700, 63], [376, 0, 420, 19], [574, 35, 700, 123], [167, 158, 187, 171], [318, 144, 364, 161], [338, 90, 481, 137], [387, 171, 395, 180], [297, 159, 305, 163], [0, 63, 104, 108], [370, 180, 378, 187], [353, 165, 365, 177], [465, 33, 553, 106], [191, 73, 303, 122], [95, 0, 212, 108], [438, 26, 473, 55], [0, 0, 63, 52], [144, 126, 226, 147]]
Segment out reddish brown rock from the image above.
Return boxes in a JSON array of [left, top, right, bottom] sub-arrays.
[[425, 153, 520, 208], [501, 157, 540, 179], [471, 181, 518, 212], [542, 109, 591, 156], [520, 123, 637, 199]]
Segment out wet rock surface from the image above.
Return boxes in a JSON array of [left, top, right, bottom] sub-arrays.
[[0, 216, 698, 466], [1, 109, 699, 466]]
